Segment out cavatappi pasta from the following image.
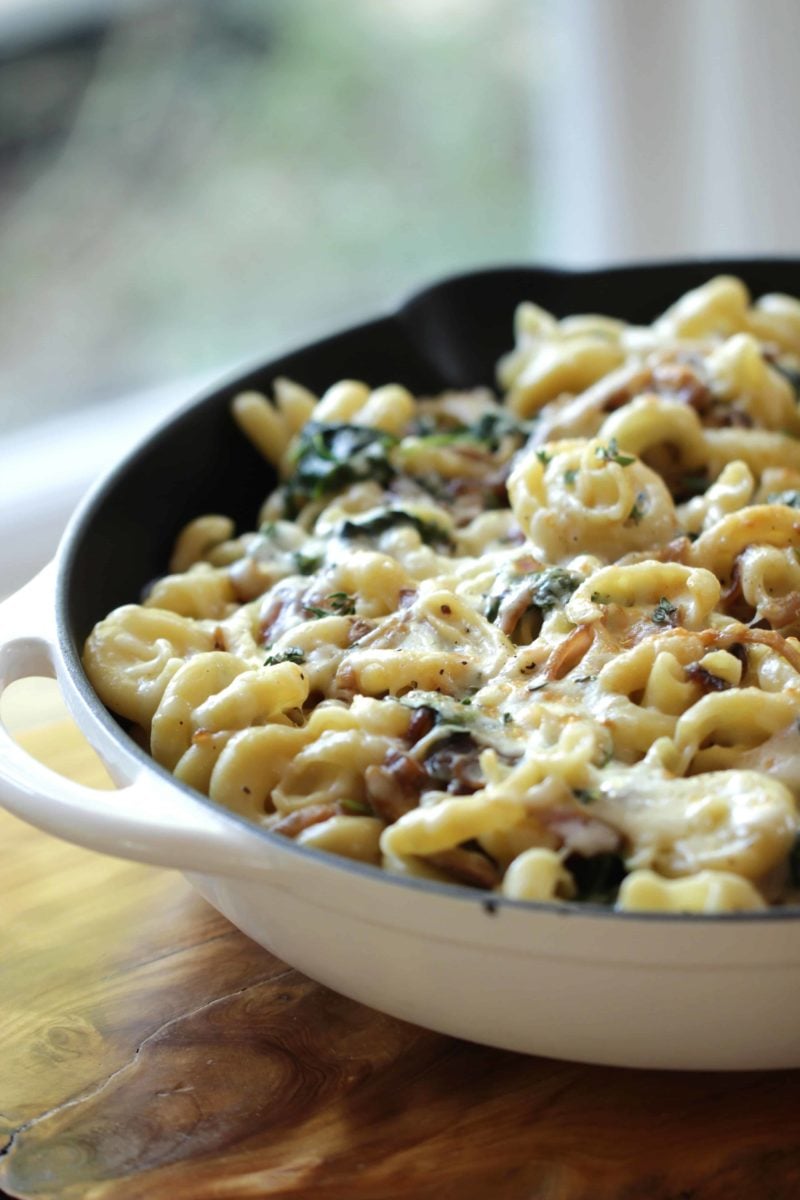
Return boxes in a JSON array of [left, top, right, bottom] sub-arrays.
[[85, 276, 800, 913]]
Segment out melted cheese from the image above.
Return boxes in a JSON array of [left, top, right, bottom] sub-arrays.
[[83, 274, 800, 911]]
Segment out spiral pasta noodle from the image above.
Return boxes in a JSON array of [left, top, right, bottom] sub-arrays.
[[84, 275, 800, 912]]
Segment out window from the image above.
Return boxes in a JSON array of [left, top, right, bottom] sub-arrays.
[[0, 0, 534, 434]]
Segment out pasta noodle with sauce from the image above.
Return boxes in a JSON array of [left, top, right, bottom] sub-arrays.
[[84, 275, 800, 913]]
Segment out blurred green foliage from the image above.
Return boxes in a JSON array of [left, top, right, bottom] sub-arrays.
[[0, 0, 533, 430]]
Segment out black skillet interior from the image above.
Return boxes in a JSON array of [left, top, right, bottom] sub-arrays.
[[62, 258, 800, 663]]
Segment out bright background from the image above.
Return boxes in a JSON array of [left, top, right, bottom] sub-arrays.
[[1, 0, 532, 432], [2, 0, 800, 592]]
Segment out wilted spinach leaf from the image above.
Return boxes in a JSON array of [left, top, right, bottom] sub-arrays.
[[486, 566, 582, 630], [415, 410, 535, 453], [528, 567, 583, 613], [338, 508, 453, 548], [264, 647, 306, 666], [284, 422, 398, 514]]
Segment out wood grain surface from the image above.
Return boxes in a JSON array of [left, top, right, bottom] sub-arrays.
[[2, 717, 800, 1200]]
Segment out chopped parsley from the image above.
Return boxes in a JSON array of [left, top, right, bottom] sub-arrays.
[[564, 468, 579, 486], [535, 448, 552, 466], [590, 591, 613, 605], [528, 567, 583, 613], [595, 437, 635, 467], [573, 788, 601, 806], [303, 591, 356, 618], [652, 597, 678, 625], [264, 647, 306, 666]]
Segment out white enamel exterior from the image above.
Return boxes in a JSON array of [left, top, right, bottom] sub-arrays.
[[2, 565, 800, 1070]]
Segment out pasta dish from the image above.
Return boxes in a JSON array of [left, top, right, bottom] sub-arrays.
[[84, 275, 800, 913]]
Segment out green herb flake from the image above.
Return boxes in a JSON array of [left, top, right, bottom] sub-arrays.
[[486, 567, 582, 630], [303, 591, 356, 619], [413, 410, 534, 453], [503, 712, 513, 725], [574, 788, 601, 806], [628, 492, 648, 524], [397, 690, 475, 727], [340, 798, 373, 816], [564, 468, 578, 486], [264, 647, 306, 667], [529, 567, 583, 613], [292, 550, 323, 575], [591, 591, 613, 605], [652, 597, 678, 625], [327, 592, 356, 614], [535, 448, 552, 466], [595, 437, 635, 467], [485, 594, 501, 623]]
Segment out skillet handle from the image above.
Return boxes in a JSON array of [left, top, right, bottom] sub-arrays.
[[0, 566, 276, 878]]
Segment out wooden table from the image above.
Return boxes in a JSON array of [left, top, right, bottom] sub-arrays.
[[2, 714, 800, 1200]]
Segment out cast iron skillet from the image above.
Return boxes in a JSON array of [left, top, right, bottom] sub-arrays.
[[4, 259, 800, 1070], [61, 258, 800, 642]]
